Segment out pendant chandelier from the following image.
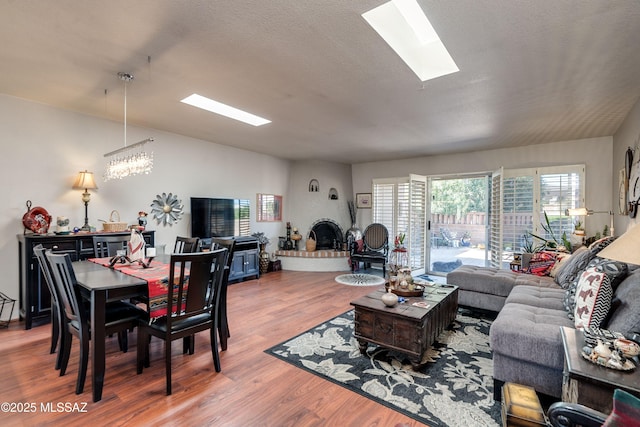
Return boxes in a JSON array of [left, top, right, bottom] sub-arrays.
[[103, 72, 154, 181]]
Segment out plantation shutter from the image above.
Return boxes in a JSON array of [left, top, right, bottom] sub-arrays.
[[489, 168, 503, 268], [373, 182, 396, 238], [373, 175, 427, 273], [501, 169, 535, 259], [538, 166, 584, 241], [409, 175, 426, 273]]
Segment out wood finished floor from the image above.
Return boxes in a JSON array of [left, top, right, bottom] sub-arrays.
[[0, 271, 419, 426]]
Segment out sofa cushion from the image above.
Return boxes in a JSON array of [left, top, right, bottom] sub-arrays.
[[605, 269, 640, 336], [505, 286, 567, 311], [573, 268, 613, 329], [447, 265, 557, 299], [490, 303, 573, 368], [554, 246, 594, 289]]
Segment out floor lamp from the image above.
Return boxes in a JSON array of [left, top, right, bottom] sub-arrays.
[[565, 208, 614, 237], [73, 170, 98, 231]]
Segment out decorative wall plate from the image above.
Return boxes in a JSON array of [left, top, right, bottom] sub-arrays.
[[150, 192, 183, 226]]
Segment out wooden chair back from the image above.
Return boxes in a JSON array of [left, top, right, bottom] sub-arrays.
[[93, 235, 131, 257], [46, 252, 85, 326], [173, 236, 200, 253], [34, 245, 59, 308], [165, 249, 228, 323]]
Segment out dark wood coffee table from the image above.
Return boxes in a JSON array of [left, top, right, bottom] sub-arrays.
[[350, 284, 458, 368]]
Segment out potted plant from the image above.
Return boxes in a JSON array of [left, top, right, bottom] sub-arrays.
[[573, 220, 585, 236]]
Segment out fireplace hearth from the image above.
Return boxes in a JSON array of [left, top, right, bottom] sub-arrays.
[[309, 219, 343, 250]]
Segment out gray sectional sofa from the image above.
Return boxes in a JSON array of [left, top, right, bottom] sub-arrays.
[[447, 243, 640, 400]]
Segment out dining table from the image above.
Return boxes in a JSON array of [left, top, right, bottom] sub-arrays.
[[72, 254, 172, 402]]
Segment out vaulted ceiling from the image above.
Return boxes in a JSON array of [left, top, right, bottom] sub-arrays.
[[1, 0, 639, 164]]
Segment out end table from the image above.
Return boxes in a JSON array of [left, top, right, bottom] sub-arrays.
[[561, 326, 640, 413]]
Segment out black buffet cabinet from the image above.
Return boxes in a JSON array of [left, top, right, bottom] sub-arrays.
[[17, 231, 155, 329]]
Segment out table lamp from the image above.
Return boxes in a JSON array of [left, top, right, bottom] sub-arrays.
[[597, 223, 640, 265], [73, 170, 98, 231]]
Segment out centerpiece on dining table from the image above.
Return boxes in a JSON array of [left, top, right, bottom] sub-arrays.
[[109, 230, 155, 268]]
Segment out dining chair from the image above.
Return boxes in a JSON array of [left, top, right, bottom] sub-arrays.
[[211, 237, 236, 351], [33, 245, 63, 369], [136, 248, 228, 395], [46, 251, 148, 394], [93, 234, 131, 257], [173, 236, 200, 253]]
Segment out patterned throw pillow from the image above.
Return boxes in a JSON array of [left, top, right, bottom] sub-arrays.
[[549, 252, 571, 278], [574, 267, 613, 329], [525, 251, 558, 276], [564, 256, 628, 320], [603, 389, 640, 427], [588, 256, 628, 290], [555, 246, 595, 289], [588, 235, 617, 256]]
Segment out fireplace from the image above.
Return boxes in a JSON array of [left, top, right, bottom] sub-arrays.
[[309, 219, 344, 250]]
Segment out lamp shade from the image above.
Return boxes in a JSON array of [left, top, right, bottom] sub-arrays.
[[565, 207, 590, 216], [72, 170, 98, 190], [597, 223, 640, 265]]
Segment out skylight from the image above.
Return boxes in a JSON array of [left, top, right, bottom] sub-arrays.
[[180, 94, 271, 126], [362, 0, 459, 82]]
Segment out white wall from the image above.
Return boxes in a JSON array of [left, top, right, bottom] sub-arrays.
[[286, 160, 353, 245], [0, 94, 291, 319], [612, 96, 640, 234], [352, 137, 614, 237]]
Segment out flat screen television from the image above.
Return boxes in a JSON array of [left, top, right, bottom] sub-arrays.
[[191, 197, 251, 238]]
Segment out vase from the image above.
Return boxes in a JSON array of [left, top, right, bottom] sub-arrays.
[[259, 243, 270, 274], [346, 224, 362, 250]]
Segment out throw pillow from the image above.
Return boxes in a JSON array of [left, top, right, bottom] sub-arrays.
[[525, 251, 558, 276], [554, 246, 595, 289], [574, 267, 613, 329], [587, 256, 629, 290], [589, 235, 617, 256], [563, 278, 579, 320], [565, 257, 629, 320], [603, 389, 640, 427], [549, 252, 571, 278]]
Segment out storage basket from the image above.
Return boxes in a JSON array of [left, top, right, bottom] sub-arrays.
[[306, 230, 317, 252], [102, 210, 128, 232]]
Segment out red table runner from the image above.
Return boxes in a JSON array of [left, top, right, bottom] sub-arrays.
[[89, 257, 189, 319]]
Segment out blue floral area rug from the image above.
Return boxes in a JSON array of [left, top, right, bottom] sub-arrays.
[[265, 309, 501, 426]]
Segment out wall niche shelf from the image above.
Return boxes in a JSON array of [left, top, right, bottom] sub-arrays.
[[309, 179, 319, 192], [328, 188, 339, 200]]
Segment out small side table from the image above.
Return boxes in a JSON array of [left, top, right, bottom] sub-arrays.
[[560, 326, 640, 413]]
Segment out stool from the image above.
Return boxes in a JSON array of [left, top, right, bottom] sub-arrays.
[[268, 259, 281, 272], [501, 382, 546, 426]]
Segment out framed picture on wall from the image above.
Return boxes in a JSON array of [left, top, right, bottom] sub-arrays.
[[356, 193, 372, 209]]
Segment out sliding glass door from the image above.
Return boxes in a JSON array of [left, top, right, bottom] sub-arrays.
[[428, 174, 490, 275]]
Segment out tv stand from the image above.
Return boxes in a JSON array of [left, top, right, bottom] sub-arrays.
[[229, 236, 260, 282], [201, 236, 259, 282]]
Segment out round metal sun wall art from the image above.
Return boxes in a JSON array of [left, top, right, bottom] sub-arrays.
[[150, 192, 183, 226]]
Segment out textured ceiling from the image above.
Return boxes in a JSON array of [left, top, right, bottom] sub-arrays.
[[1, 0, 640, 164]]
